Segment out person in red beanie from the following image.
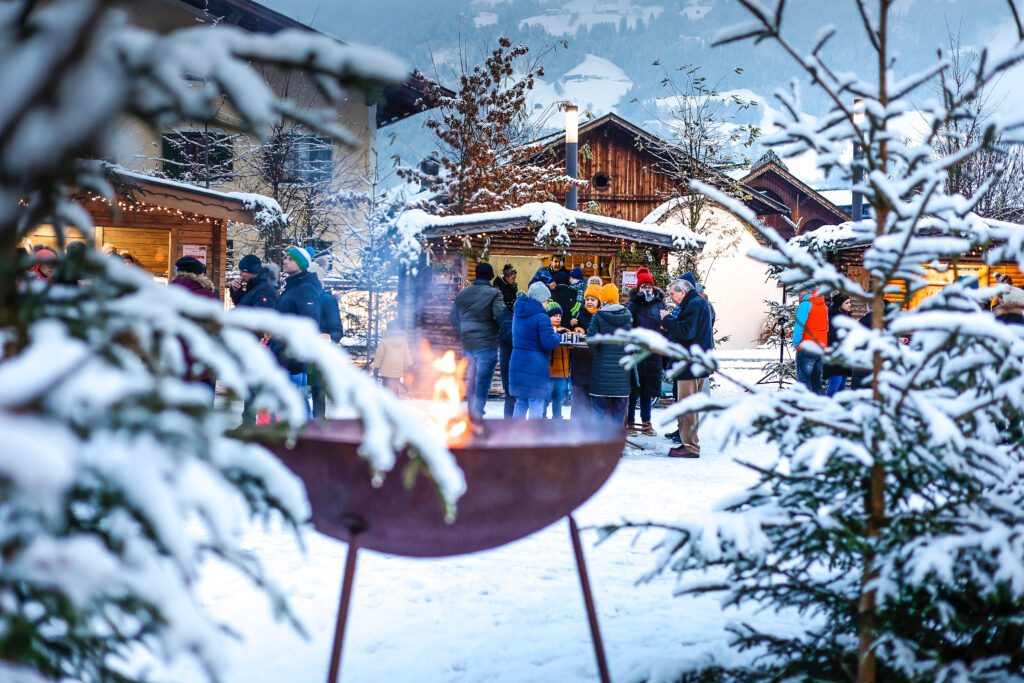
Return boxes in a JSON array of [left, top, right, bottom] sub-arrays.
[[625, 267, 665, 435], [29, 248, 57, 281]]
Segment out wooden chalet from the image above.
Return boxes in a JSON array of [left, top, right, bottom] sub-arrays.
[[530, 113, 790, 224], [741, 151, 850, 240], [399, 204, 703, 352], [20, 166, 256, 299]]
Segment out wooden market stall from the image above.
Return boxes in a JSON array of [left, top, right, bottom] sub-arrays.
[[400, 203, 704, 353], [794, 217, 1024, 312], [20, 167, 255, 299]]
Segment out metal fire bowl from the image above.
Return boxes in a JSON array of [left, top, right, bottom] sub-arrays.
[[265, 418, 624, 557]]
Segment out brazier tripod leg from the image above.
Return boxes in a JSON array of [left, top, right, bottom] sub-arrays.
[[568, 514, 611, 683], [326, 527, 364, 683]]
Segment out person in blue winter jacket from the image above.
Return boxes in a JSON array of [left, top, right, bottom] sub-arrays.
[[510, 281, 563, 418]]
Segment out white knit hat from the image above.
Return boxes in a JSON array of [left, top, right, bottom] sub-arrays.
[[1003, 286, 1024, 306], [528, 281, 551, 303]]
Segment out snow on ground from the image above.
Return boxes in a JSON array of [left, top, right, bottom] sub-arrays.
[[145, 362, 790, 682]]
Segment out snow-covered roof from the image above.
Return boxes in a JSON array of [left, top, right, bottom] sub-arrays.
[[396, 202, 705, 251], [103, 164, 265, 223], [792, 214, 1024, 253]]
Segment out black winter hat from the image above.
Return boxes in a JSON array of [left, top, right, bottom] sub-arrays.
[[475, 262, 494, 281], [830, 292, 849, 309], [175, 256, 206, 275], [546, 305, 563, 317], [238, 254, 262, 274]]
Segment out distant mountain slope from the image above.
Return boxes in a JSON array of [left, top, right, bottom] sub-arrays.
[[262, 0, 1016, 183]]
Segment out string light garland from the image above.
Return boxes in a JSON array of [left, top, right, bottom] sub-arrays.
[[85, 194, 217, 224]]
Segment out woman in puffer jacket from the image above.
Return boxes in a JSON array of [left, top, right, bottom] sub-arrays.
[[587, 283, 633, 425], [510, 281, 563, 418]]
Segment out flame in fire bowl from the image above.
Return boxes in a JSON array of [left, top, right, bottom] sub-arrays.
[[266, 418, 625, 557]]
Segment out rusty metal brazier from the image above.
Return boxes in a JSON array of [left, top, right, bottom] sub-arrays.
[[265, 417, 624, 683]]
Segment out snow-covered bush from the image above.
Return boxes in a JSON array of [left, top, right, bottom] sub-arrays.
[[0, 2, 463, 681], [602, 1, 1024, 681]]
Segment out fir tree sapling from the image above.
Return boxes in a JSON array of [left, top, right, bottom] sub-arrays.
[[0, 2, 464, 681], [601, 1, 1024, 681]]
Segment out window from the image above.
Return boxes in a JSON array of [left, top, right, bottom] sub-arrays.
[[282, 134, 333, 185], [591, 172, 611, 192], [161, 131, 234, 182]]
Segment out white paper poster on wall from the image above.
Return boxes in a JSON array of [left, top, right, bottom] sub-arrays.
[[182, 244, 207, 264], [622, 270, 637, 288]]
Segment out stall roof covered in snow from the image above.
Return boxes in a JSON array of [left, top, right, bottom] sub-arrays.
[[100, 164, 264, 223], [792, 214, 1024, 253], [397, 202, 705, 251]]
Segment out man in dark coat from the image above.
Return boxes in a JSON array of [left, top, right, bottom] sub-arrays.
[[550, 279, 577, 324], [271, 247, 321, 409], [661, 278, 713, 458], [277, 247, 321, 322], [569, 282, 602, 421], [229, 254, 279, 424], [625, 267, 665, 435], [229, 254, 278, 309], [531, 254, 570, 286], [493, 263, 520, 310], [588, 283, 633, 425], [497, 305, 516, 418], [823, 293, 853, 396], [451, 262, 504, 419]]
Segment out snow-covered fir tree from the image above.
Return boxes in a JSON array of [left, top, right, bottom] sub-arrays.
[[0, 2, 463, 681], [601, 1, 1024, 681]]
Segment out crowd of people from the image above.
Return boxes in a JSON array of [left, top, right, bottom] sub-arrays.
[[17, 241, 345, 421], [23, 240, 1024, 454], [792, 280, 1024, 395], [448, 254, 716, 458]]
